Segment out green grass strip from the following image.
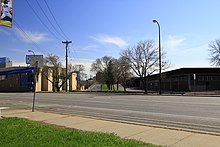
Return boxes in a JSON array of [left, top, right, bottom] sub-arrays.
[[101, 84, 110, 91], [0, 118, 163, 147]]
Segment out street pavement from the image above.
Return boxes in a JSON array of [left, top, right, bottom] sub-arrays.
[[1, 108, 220, 147], [0, 92, 220, 133]]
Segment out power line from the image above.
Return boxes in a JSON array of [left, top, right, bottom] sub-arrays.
[[24, 0, 62, 41], [43, 0, 69, 40], [14, 20, 47, 55], [34, 0, 66, 40]]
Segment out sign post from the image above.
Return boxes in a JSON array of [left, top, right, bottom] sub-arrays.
[[27, 55, 43, 112], [32, 61, 38, 112]]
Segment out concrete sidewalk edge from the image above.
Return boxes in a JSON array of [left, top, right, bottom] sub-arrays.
[[2, 109, 220, 147], [37, 109, 220, 137]]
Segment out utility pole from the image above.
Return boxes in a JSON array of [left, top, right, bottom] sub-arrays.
[[62, 40, 72, 92]]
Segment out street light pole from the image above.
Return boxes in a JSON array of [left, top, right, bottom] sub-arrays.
[[153, 19, 162, 95], [28, 49, 35, 56]]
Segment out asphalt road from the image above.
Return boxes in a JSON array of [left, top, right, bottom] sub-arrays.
[[0, 92, 220, 133]]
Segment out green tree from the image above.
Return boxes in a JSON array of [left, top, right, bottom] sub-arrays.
[[91, 56, 116, 90]]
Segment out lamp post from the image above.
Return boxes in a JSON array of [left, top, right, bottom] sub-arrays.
[[28, 49, 35, 56], [153, 19, 162, 95]]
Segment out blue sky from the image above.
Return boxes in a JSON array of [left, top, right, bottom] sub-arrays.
[[1, 0, 220, 74]]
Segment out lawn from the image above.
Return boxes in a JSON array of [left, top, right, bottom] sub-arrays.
[[101, 84, 124, 92], [101, 84, 110, 91], [0, 118, 162, 147]]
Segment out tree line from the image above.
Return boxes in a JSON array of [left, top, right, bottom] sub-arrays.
[[91, 40, 170, 93], [40, 38, 220, 93]]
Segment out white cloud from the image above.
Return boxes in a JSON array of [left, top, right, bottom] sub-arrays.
[[82, 45, 99, 50], [164, 35, 186, 49], [15, 28, 48, 43], [72, 45, 99, 53], [90, 34, 128, 49]]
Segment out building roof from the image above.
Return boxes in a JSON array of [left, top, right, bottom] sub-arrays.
[[164, 67, 220, 75], [0, 67, 34, 75], [147, 67, 220, 79]]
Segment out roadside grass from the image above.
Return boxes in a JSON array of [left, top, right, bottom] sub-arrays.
[[101, 84, 124, 93], [0, 118, 163, 147], [102, 84, 110, 91]]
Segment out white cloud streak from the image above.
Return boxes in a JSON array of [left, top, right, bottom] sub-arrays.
[[164, 35, 186, 49], [90, 34, 128, 49], [15, 28, 48, 43]]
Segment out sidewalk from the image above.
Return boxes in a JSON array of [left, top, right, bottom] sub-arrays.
[[2, 109, 220, 147]]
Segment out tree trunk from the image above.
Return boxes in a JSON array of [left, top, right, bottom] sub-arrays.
[[141, 78, 148, 94], [123, 77, 127, 92], [144, 87, 148, 94], [116, 82, 119, 91], [123, 86, 126, 92], [113, 84, 115, 91], [53, 86, 55, 92], [55, 82, 60, 92]]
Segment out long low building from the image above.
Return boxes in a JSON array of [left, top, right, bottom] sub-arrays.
[[0, 66, 77, 92], [146, 68, 220, 92], [126, 68, 220, 92]]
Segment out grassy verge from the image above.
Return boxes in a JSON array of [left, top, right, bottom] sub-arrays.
[[101, 84, 124, 93], [0, 118, 163, 147], [101, 84, 109, 91]]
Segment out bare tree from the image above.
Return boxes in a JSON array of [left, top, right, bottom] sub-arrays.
[[121, 40, 169, 93], [43, 54, 66, 92], [91, 56, 113, 84], [91, 56, 112, 73], [209, 40, 220, 66], [114, 57, 132, 91]]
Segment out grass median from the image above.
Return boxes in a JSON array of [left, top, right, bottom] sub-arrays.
[[0, 117, 163, 147]]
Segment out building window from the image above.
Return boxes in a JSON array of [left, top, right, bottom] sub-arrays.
[[212, 76, 216, 81], [198, 76, 203, 81], [0, 75, 6, 80]]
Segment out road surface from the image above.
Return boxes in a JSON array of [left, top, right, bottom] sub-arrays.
[[0, 92, 220, 133]]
